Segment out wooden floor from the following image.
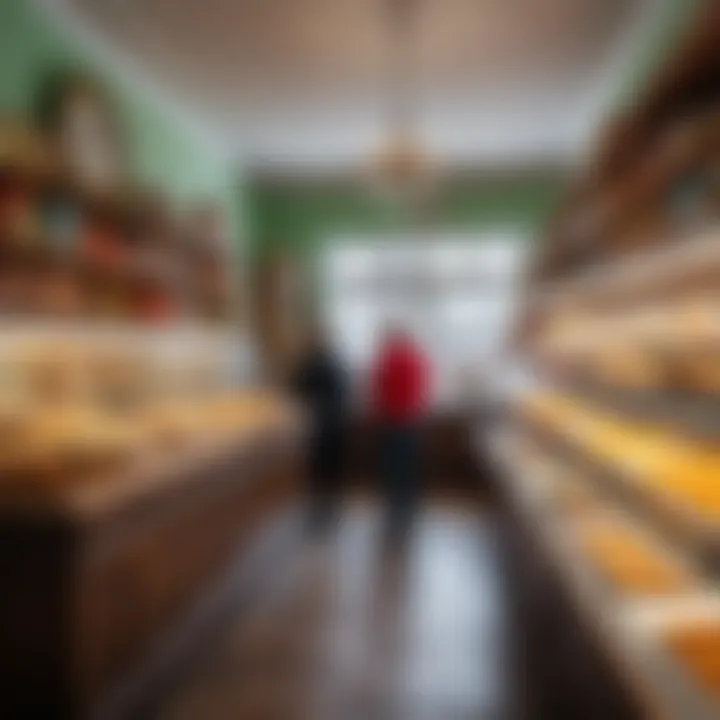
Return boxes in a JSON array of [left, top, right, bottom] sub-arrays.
[[149, 500, 511, 720]]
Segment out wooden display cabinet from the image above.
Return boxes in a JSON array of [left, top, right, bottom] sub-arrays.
[[0, 420, 303, 719]]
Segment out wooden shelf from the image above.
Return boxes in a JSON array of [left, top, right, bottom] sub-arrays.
[[0, 163, 237, 324], [0, 238, 238, 325], [537, 228, 720, 312], [541, 379, 720, 442], [482, 423, 720, 720], [506, 7, 720, 716], [515, 409, 720, 577], [0, 240, 180, 285], [522, 3, 720, 291]]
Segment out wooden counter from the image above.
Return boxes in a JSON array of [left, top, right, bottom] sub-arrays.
[[0, 418, 304, 720]]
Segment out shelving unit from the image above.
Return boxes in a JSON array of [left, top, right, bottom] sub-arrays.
[[0, 81, 279, 719], [485, 426, 720, 720], [536, 229, 720, 313], [516, 398, 720, 570], [489, 3, 720, 717], [0, 154, 236, 324], [536, 379, 720, 441]]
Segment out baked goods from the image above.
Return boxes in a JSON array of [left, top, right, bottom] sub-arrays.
[[521, 393, 720, 520], [575, 515, 694, 597], [535, 295, 720, 392], [0, 331, 283, 494], [662, 621, 720, 697]]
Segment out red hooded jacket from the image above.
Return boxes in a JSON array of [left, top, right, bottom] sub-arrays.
[[371, 335, 430, 422]]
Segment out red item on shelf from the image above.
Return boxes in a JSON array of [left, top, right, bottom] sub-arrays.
[[0, 186, 35, 242], [134, 285, 179, 323], [81, 221, 127, 270], [41, 272, 83, 317]]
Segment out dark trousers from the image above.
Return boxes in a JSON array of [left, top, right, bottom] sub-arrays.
[[308, 424, 345, 525], [380, 422, 422, 534]]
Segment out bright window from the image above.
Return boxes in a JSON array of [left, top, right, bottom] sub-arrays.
[[322, 231, 527, 407]]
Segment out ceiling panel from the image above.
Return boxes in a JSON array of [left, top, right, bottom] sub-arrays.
[[54, 0, 655, 167]]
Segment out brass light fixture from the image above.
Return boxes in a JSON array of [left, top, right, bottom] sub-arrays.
[[369, 0, 434, 202]]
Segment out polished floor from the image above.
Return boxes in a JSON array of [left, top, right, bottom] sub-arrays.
[[151, 500, 511, 720]]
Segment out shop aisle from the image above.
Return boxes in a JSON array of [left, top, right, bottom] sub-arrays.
[[149, 500, 511, 720]]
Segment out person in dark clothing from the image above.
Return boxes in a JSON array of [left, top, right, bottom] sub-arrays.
[[291, 329, 350, 533]]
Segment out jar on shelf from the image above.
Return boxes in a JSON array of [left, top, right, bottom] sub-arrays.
[[80, 208, 127, 271], [132, 281, 180, 324], [0, 172, 38, 244], [39, 184, 82, 255]]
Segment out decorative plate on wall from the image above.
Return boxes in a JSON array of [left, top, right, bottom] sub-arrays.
[[37, 71, 128, 191]]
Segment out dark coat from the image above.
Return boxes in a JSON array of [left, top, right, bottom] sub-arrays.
[[291, 348, 349, 483]]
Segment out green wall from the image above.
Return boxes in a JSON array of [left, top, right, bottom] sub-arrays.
[[249, 175, 567, 261], [0, 0, 241, 237]]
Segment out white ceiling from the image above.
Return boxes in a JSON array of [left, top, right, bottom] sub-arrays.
[[41, 0, 665, 171]]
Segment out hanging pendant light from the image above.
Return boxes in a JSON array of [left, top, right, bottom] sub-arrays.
[[369, 0, 435, 202]]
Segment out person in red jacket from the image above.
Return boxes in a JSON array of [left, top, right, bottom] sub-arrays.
[[370, 326, 431, 539]]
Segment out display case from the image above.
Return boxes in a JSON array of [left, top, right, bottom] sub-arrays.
[[486, 4, 720, 718], [0, 324, 302, 719], [0, 69, 296, 718]]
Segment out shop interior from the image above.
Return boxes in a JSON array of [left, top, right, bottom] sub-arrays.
[[1, 0, 720, 718]]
